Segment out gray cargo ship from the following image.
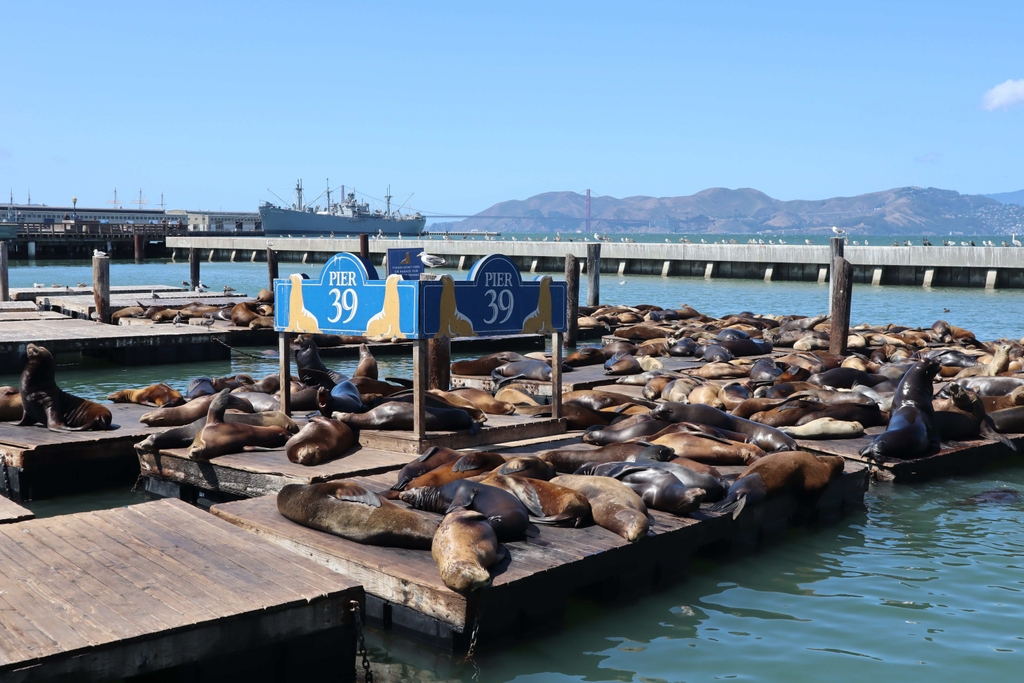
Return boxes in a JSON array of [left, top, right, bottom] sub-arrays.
[[259, 180, 426, 236]]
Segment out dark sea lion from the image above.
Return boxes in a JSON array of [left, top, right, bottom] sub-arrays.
[[718, 337, 773, 356], [604, 353, 643, 376], [188, 390, 290, 460], [582, 414, 673, 445], [296, 336, 346, 389], [333, 401, 478, 433], [573, 461, 706, 515], [243, 392, 282, 412], [432, 507, 502, 593], [491, 359, 556, 384], [401, 479, 529, 541], [606, 459, 726, 501], [808, 367, 886, 389], [698, 344, 734, 363], [353, 344, 378, 380], [186, 377, 217, 399], [495, 456, 556, 481], [107, 383, 185, 407], [860, 358, 940, 462], [960, 488, 1023, 505], [278, 481, 438, 549], [562, 389, 654, 411], [285, 415, 358, 465], [549, 474, 649, 542], [649, 402, 798, 453], [668, 338, 698, 357], [953, 376, 1024, 396], [349, 376, 406, 399], [315, 382, 365, 414], [932, 383, 1014, 449], [451, 351, 529, 376], [981, 385, 1024, 413], [367, 390, 487, 423], [16, 344, 112, 431], [400, 451, 507, 490], [515, 401, 612, 430], [232, 374, 281, 394], [135, 411, 298, 454], [540, 442, 674, 473], [0, 386, 24, 421], [748, 358, 783, 385], [477, 474, 591, 527], [565, 347, 607, 367], [711, 451, 845, 518]]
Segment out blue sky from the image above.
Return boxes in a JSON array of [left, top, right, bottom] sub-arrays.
[[2, 1, 1022, 214]]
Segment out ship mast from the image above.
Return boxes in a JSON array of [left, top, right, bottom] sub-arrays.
[[325, 178, 331, 213], [295, 180, 304, 211], [385, 186, 392, 217]]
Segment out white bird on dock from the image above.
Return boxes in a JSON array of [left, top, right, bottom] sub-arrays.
[[150, 291, 160, 299], [418, 252, 446, 268], [223, 285, 235, 293], [93, 249, 107, 257], [864, 240, 869, 245], [76, 282, 87, 287], [181, 280, 190, 287], [831, 226, 844, 235], [778, 239, 786, 244], [1013, 234, 1022, 247], [805, 239, 812, 245], [32, 283, 44, 288]]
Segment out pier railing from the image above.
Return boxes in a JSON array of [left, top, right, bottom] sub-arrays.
[[15, 223, 267, 240]]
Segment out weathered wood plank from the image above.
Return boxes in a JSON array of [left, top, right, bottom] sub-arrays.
[[0, 496, 33, 524]]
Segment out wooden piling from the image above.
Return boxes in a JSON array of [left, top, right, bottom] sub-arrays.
[[278, 333, 291, 415], [359, 234, 369, 260], [550, 332, 563, 418], [189, 247, 200, 291], [586, 243, 601, 307], [413, 339, 429, 440], [267, 248, 279, 292], [92, 253, 110, 324], [133, 233, 144, 262], [828, 236, 844, 314], [428, 337, 451, 391], [829, 256, 853, 355], [0, 241, 8, 302], [564, 254, 579, 348]]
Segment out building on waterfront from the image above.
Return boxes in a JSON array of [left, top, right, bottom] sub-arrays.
[[1, 203, 260, 231]]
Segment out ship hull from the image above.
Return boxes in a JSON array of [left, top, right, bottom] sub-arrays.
[[259, 206, 426, 236]]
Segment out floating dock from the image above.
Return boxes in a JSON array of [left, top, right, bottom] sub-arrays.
[[0, 499, 363, 682], [211, 462, 868, 651], [0, 496, 33, 524]]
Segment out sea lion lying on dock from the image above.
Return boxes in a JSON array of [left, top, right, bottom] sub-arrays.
[[135, 410, 298, 454], [432, 507, 503, 593], [187, 390, 290, 460], [477, 474, 591, 527], [107, 383, 185, 407], [711, 451, 845, 518], [400, 479, 530, 541], [549, 474, 649, 542], [285, 415, 358, 466], [16, 344, 113, 431], [573, 461, 707, 515], [0, 386, 23, 421]]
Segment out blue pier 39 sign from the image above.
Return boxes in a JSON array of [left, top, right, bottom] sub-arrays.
[[273, 252, 420, 339], [420, 254, 567, 339]]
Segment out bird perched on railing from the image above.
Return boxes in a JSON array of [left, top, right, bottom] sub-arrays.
[[418, 252, 446, 268]]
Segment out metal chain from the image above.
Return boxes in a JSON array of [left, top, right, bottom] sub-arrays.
[[464, 606, 483, 681], [349, 600, 374, 683], [1, 454, 11, 499], [130, 472, 145, 494], [212, 337, 271, 362]]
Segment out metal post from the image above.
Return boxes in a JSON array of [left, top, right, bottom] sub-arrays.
[[189, 247, 200, 291], [267, 247, 279, 292], [0, 241, 8, 302], [279, 333, 291, 415], [92, 252, 110, 324], [413, 338, 429, 440], [586, 243, 601, 307], [829, 257, 853, 356], [563, 254, 579, 348], [550, 332, 563, 419]]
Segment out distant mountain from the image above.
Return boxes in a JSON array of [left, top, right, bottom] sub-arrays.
[[431, 187, 1024, 235], [985, 190, 1024, 206]]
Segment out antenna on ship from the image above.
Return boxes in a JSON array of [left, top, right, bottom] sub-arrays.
[[294, 180, 304, 211], [157, 193, 165, 210], [385, 186, 392, 217], [325, 179, 331, 213], [107, 188, 120, 209], [131, 189, 148, 209]]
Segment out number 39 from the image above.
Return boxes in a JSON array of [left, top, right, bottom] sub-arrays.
[[328, 288, 358, 323], [484, 288, 513, 324]]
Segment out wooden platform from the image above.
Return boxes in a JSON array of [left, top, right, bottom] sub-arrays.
[[0, 404, 161, 501], [0, 499, 363, 682], [0, 302, 44, 312], [0, 496, 33, 524], [352, 413, 567, 454], [138, 444, 414, 502], [315, 333, 547, 358], [45, 292, 250, 319], [211, 462, 868, 651], [798, 426, 1024, 482], [9, 284, 184, 302], [0, 311, 68, 322]]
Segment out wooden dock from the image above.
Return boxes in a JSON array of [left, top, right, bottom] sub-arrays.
[[0, 499, 363, 682], [352, 413, 566, 454], [0, 404, 162, 501], [45, 292, 250, 319], [8, 284, 184, 302], [211, 462, 868, 651], [0, 496, 33, 524], [799, 427, 1024, 482]]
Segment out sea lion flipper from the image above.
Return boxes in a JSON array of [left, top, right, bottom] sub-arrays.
[[446, 486, 477, 513], [452, 452, 497, 473], [328, 485, 383, 508], [981, 417, 1017, 452], [502, 479, 544, 516]]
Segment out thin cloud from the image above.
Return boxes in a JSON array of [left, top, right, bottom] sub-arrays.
[[982, 79, 1024, 111], [914, 152, 942, 164]]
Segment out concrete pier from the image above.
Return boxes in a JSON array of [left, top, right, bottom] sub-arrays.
[[167, 237, 1024, 288]]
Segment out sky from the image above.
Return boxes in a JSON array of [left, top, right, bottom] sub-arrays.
[[1, 1, 1023, 215]]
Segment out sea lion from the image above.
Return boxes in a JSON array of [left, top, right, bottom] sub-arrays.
[[514, 401, 612, 430], [401, 479, 529, 541], [135, 411, 299, 454], [433, 388, 515, 415], [697, 344, 734, 363], [107, 383, 185, 407], [399, 451, 507, 490], [649, 402, 799, 453], [989, 406, 1024, 433], [389, 446, 464, 493], [573, 461, 706, 515], [953, 377, 1024, 397], [650, 431, 764, 465], [451, 352, 530, 376], [230, 302, 260, 327], [549, 474, 649, 542], [711, 451, 844, 518], [691, 362, 750, 380], [477, 474, 591, 526], [493, 386, 541, 407], [186, 377, 217, 399], [781, 417, 865, 439], [248, 316, 276, 330], [932, 383, 1014, 448], [491, 359, 556, 384], [353, 344, 378, 380], [981, 385, 1024, 413], [285, 415, 358, 465], [16, 344, 113, 431], [687, 384, 725, 409], [860, 358, 940, 462], [565, 347, 607, 367], [562, 389, 653, 412], [604, 353, 643, 376], [432, 507, 502, 593], [953, 344, 1010, 379], [333, 401, 477, 433], [540, 442, 675, 473], [188, 390, 290, 460], [295, 336, 345, 389], [316, 383, 365, 414], [495, 456, 556, 480], [277, 481, 438, 549], [0, 386, 23, 421], [256, 288, 274, 303], [582, 414, 673, 445]]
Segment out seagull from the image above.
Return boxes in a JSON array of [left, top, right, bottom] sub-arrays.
[[266, 240, 274, 248], [831, 226, 844, 235], [1013, 235, 1022, 247], [93, 249, 107, 257], [32, 283, 44, 288], [172, 312, 182, 327], [805, 239, 813, 245], [51, 283, 62, 288], [76, 282, 87, 287], [418, 252, 446, 268], [150, 290, 160, 299], [223, 285, 235, 293], [198, 318, 215, 328], [181, 280, 190, 287], [618, 280, 627, 285]]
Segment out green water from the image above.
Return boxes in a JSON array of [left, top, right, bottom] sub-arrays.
[[6, 259, 1024, 681]]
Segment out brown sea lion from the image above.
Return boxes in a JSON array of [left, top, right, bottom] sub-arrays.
[[16, 344, 112, 431], [565, 347, 607, 367], [230, 302, 261, 327], [649, 402, 799, 453], [107, 383, 185, 407], [111, 306, 144, 322], [285, 416, 358, 465], [353, 344, 378, 380], [278, 481, 438, 549], [432, 507, 502, 593], [711, 451, 845, 518], [140, 393, 254, 427], [400, 479, 529, 541], [933, 383, 1014, 448], [0, 386, 23, 421], [540, 442, 674, 473], [562, 389, 654, 411], [981, 385, 1024, 413], [333, 400, 478, 432], [430, 388, 515, 416], [400, 451, 507, 490], [451, 351, 529, 376], [389, 446, 464, 493], [188, 390, 290, 460], [691, 362, 750, 379], [478, 474, 592, 526], [256, 288, 274, 303], [495, 456, 556, 480], [650, 432, 764, 465], [514, 401, 612, 430], [135, 410, 299, 454], [549, 474, 649, 542], [248, 316, 275, 330], [494, 386, 540, 406], [687, 384, 725, 409], [232, 374, 281, 394]]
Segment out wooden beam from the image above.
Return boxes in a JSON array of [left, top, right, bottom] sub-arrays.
[[563, 254, 579, 348], [92, 253, 110, 324], [586, 243, 601, 306], [829, 256, 853, 356], [550, 332, 563, 419], [279, 332, 291, 416], [413, 338, 428, 440]]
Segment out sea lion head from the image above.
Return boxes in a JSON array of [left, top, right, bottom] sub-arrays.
[[660, 486, 707, 515], [399, 486, 444, 513], [633, 443, 675, 462]]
